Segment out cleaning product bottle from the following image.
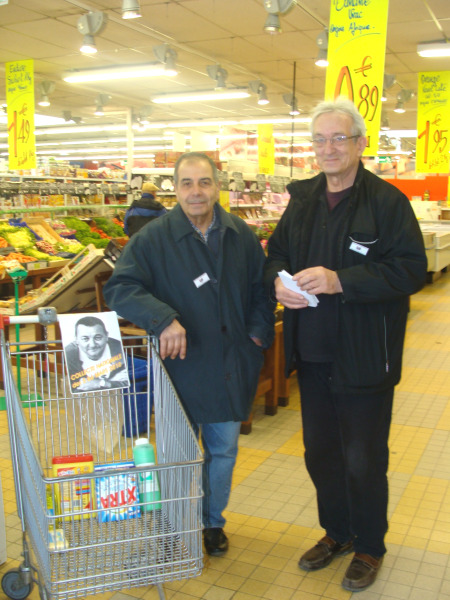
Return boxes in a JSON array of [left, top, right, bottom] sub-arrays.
[[132, 438, 161, 511]]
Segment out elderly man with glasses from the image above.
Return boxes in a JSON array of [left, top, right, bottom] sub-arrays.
[[264, 97, 427, 591]]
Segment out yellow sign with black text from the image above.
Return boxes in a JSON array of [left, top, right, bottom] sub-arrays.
[[5, 59, 36, 170], [258, 124, 275, 175], [416, 71, 450, 174], [325, 0, 389, 155]]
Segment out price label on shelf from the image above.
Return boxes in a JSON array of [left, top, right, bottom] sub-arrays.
[[5, 59, 36, 170], [416, 71, 450, 174], [324, 0, 389, 156]]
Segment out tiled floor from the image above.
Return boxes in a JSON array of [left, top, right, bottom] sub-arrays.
[[2, 271, 450, 599]]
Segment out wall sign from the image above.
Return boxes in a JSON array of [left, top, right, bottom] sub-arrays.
[[325, 0, 389, 156], [5, 59, 36, 170], [416, 71, 450, 174]]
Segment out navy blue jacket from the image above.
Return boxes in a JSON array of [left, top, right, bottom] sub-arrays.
[[104, 203, 274, 423]]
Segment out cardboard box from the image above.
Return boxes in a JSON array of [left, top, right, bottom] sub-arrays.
[[25, 219, 65, 244]]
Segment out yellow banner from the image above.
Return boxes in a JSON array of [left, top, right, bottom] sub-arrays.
[[5, 59, 36, 170], [258, 124, 275, 175], [325, 0, 389, 155], [416, 71, 450, 174]]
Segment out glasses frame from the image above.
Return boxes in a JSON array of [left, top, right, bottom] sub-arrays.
[[312, 134, 360, 148]]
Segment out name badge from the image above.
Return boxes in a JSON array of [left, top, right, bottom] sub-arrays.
[[194, 272, 210, 288], [350, 241, 369, 256]]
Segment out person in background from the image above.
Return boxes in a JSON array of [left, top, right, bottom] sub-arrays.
[[123, 181, 167, 237], [104, 151, 274, 557], [264, 97, 427, 592]]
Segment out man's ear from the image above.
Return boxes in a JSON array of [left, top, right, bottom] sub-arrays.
[[357, 136, 368, 156]]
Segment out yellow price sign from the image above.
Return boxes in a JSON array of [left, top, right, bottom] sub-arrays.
[[258, 124, 275, 175], [416, 71, 450, 173], [325, 0, 389, 155], [5, 59, 36, 170]]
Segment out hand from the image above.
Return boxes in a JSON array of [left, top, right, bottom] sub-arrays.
[[250, 336, 263, 347], [159, 319, 187, 360], [274, 276, 310, 310], [294, 267, 342, 295]]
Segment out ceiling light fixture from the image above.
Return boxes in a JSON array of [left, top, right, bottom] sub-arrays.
[[417, 40, 450, 57], [283, 93, 300, 115], [122, 0, 141, 19], [77, 11, 107, 54], [62, 110, 82, 124], [152, 89, 250, 104], [380, 115, 390, 130], [248, 80, 270, 105], [262, 0, 296, 35], [153, 44, 178, 74], [315, 29, 329, 67], [37, 81, 55, 107], [264, 13, 282, 34], [381, 73, 396, 101], [393, 89, 414, 114], [63, 63, 177, 83], [206, 65, 228, 90], [94, 94, 111, 116]]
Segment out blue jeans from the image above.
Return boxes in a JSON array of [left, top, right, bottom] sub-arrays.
[[297, 361, 393, 557], [194, 421, 241, 529]]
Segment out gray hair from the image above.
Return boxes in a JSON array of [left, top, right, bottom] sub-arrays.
[[310, 97, 367, 137], [174, 152, 219, 185]]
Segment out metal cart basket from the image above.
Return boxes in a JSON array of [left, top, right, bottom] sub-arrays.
[[0, 308, 203, 600]]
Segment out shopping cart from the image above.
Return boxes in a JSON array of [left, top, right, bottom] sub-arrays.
[[0, 307, 203, 600]]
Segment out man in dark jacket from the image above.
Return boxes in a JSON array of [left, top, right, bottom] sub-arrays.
[[104, 152, 274, 557], [123, 182, 167, 237], [264, 98, 427, 592]]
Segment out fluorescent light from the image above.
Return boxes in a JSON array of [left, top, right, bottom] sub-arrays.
[[152, 90, 250, 104], [63, 63, 177, 83], [417, 41, 450, 57]]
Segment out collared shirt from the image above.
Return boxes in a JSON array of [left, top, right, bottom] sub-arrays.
[[188, 205, 221, 256]]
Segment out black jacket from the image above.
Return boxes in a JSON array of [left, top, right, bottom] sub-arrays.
[[264, 162, 428, 394], [124, 193, 167, 236]]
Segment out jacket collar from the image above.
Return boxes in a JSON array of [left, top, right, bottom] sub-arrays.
[[170, 202, 239, 243]]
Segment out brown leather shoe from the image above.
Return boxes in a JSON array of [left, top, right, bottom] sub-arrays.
[[298, 535, 353, 571], [342, 553, 383, 591]]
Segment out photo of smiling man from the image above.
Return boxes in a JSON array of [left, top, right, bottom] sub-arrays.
[[60, 312, 129, 394]]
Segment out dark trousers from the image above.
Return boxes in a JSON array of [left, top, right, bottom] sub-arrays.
[[297, 361, 393, 557]]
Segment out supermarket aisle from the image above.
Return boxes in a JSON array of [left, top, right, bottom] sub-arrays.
[[1, 270, 450, 599]]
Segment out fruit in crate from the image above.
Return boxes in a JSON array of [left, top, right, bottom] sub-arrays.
[[36, 240, 57, 255]]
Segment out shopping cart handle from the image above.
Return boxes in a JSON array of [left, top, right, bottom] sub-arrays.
[[0, 306, 58, 328]]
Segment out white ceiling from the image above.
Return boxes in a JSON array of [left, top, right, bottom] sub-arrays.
[[0, 0, 449, 152]]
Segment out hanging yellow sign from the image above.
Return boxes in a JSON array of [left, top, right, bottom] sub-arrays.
[[5, 59, 36, 170], [416, 71, 450, 174], [325, 0, 389, 155], [258, 124, 275, 175]]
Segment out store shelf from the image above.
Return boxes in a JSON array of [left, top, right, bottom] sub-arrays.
[[0, 204, 126, 216]]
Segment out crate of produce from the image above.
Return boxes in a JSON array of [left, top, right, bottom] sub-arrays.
[[25, 218, 65, 244]]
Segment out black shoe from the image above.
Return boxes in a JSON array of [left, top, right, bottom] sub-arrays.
[[299, 535, 353, 571], [203, 527, 229, 557], [342, 553, 383, 591]]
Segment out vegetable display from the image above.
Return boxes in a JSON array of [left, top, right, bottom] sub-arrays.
[[61, 217, 110, 248]]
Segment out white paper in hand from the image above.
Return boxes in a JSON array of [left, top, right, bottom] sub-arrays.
[[278, 270, 319, 307]]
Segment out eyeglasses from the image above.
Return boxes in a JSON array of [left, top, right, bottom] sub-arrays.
[[312, 134, 360, 148]]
